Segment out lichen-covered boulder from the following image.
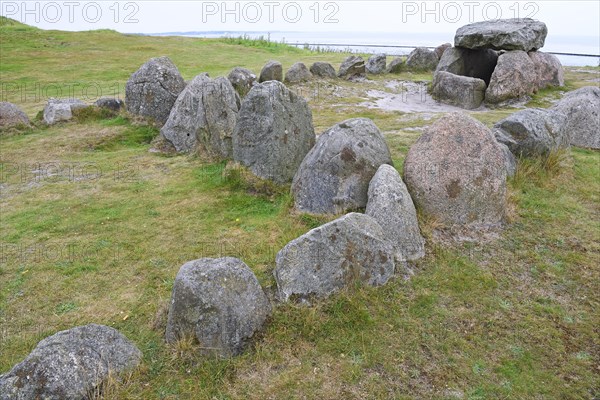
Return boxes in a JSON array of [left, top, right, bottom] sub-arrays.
[[125, 56, 186, 125], [338, 56, 366, 79], [0, 324, 141, 400], [493, 108, 568, 157], [366, 165, 425, 262], [387, 57, 406, 74], [432, 71, 487, 109], [43, 98, 87, 125], [284, 62, 313, 83], [165, 257, 271, 357], [292, 118, 393, 215], [310, 62, 337, 78], [161, 74, 240, 158], [227, 67, 257, 97], [454, 18, 548, 51], [406, 47, 439, 71], [366, 54, 387, 74], [232, 81, 315, 184], [259, 60, 283, 83], [403, 112, 507, 229], [551, 86, 600, 149], [485, 50, 537, 104], [95, 97, 124, 112], [274, 213, 395, 302], [0, 102, 30, 130], [528, 51, 564, 90]]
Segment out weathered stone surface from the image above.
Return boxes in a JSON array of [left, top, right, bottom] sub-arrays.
[[432, 71, 487, 109], [232, 81, 315, 184], [0, 324, 141, 400], [434, 43, 452, 59], [95, 97, 124, 112], [366, 165, 425, 262], [435, 47, 498, 85], [43, 98, 87, 125], [125, 56, 186, 125], [552, 86, 600, 149], [498, 142, 517, 178], [161, 75, 240, 158], [406, 47, 439, 71], [292, 118, 393, 215], [338, 56, 366, 79], [387, 57, 406, 73], [403, 112, 507, 228], [0, 102, 30, 130], [274, 213, 395, 301], [166, 257, 271, 357], [455, 18, 548, 51], [528, 51, 564, 90], [284, 62, 313, 83], [485, 50, 537, 104], [258, 60, 283, 83], [310, 62, 337, 78], [227, 67, 257, 97], [366, 54, 387, 74], [493, 108, 567, 157]]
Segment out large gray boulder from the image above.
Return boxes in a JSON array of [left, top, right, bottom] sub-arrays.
[[434, 43, 452, 59], [435, 47, 498, 85], [258, 60, 283, 83], [232, 81, 315, 184], [161, 75, 240, 158], [0, 102, 30, 130], [366, 165, 425, 262], [310, 62, 337, 78], [432, 71, 487, 110], [403, 112, 507, 228], [528, 51, 564, 90], [274, 213, 395, 302], [284, 62, 313, 83], [165, 257, 271, 357], [0, 324, 141, 400], [552, 86, 600, 149], [43, 98, 87, 125], [406, 47, 439, 71], [292, 118, 393, 215], [455, 18, 548, 51], [485, 50, 537, 104], [493, 108, 567, 157], [366, 54, 387, 74], [125, 56, 186, 125], [338, 56, 366, 79], [227, 67, 257, 97], [387, 57, 406, 74]]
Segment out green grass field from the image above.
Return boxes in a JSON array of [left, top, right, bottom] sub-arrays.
[[1, 17, 599, 399]]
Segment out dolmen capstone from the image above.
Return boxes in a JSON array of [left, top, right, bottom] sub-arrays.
[[404, 112, 507, 232], [0, 324, 141, 399], [292, 118, 393, 215], [160, 74, 241, 158], [433, 18, 563, 109], [166, 257, 271, 357], [125, 56, 186, 126], [233, 81, 315, 184]]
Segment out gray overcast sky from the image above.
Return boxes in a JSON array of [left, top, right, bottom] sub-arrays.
[[2, 1, 599, 37]]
